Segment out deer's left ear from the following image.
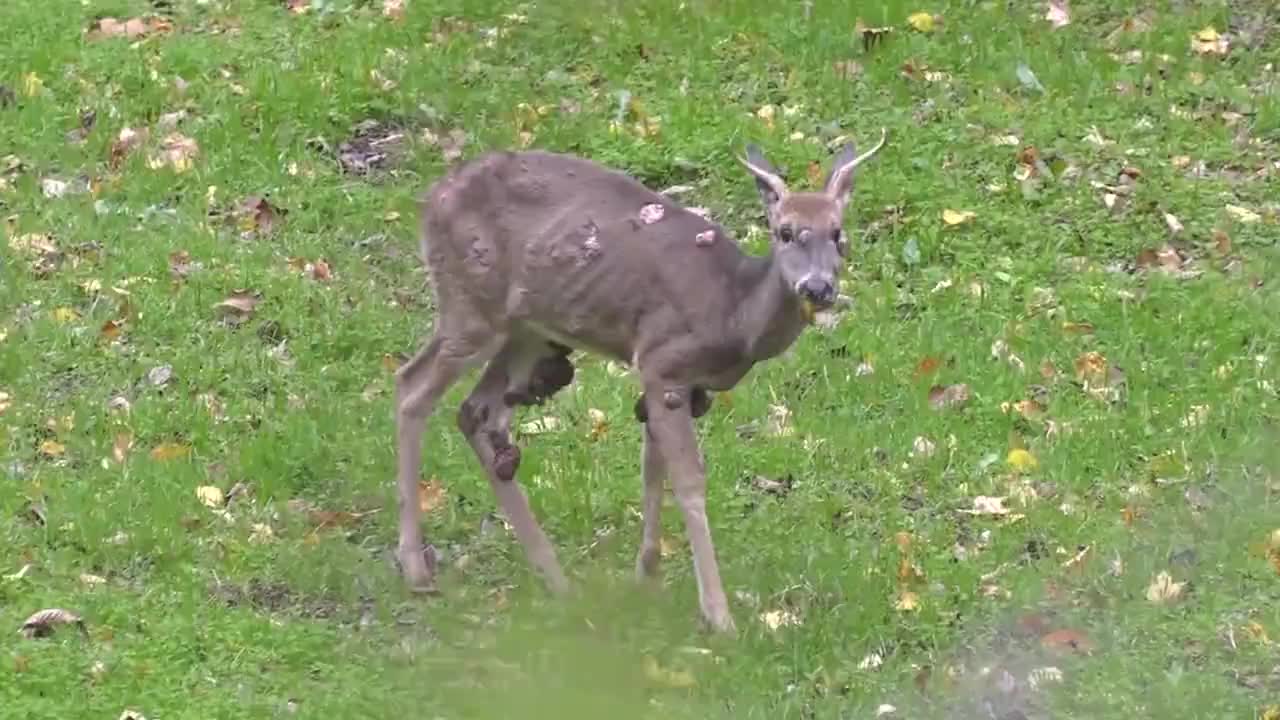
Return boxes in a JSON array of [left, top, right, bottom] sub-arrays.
[[823, 143, 860, 211], [824, 128, 888, 211]]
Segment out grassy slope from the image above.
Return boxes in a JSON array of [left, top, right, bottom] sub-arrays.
[[2, 0, 1278, 718]]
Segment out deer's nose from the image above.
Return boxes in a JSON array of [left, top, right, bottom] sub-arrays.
[[799, 276, 835, 307]]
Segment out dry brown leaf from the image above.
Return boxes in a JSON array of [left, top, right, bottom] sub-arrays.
[[928, 383, 971, 410], [39, 440, 66, 458], [418, 477, 446, 514], [914, 355, 942, 378], [1145, 570, 1186, 604], [150, 442, 192, 462], [1040, 628, 1094, 655], [19, 608, 87, 639], [286, 257, 332, 282], [1074, 351, 1125, 403], [235, 196, 284, 236], [213, 290, 262, 319], [87, 16, 173, 41], [147, 132, 199, 173]]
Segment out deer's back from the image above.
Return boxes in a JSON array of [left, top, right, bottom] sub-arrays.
[[420, 150, 750, 362]]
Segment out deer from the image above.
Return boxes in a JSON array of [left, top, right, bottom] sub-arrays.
[[393, 128, 887, 634]]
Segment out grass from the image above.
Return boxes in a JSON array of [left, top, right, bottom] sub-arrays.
[[2, 0, 1279, 717]]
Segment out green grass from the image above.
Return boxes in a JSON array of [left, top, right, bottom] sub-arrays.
[[3, 0, 1279, 717]]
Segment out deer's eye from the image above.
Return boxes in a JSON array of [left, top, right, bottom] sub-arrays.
[[778, 226, 795, 244]]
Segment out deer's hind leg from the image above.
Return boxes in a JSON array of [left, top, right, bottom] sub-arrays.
[[457, 336, 574, 594]]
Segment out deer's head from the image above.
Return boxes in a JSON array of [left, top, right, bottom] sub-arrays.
[[740, 129, 886, 313]]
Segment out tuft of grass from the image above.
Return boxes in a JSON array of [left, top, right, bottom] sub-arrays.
[[2, 0, 1278, 718]]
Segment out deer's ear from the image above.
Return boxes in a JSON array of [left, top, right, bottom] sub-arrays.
[[823, 143, 860, 209], [740, 144, 788, 212], [825, 128, 888, 210]]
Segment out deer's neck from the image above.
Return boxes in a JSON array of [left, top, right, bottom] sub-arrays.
[[733, 252, 808, 363]]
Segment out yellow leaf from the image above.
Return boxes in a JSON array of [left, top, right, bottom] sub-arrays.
[[907, 11, 936, 33], [1007, 448, 1039, 472], [195, 485, 225, 508], [642, 656, 696, 689], [150, 442, 192, 461], [759, 609, 801, 631], [942, 208, 975, 226], [0, 390, 10, 415], [39, 439, 66, 458], [418, 477, 446, 514], [112, 432, 134, 464], [894, 590, 921, 612], [1262, 706, 1280, 720], [52, 307, 80, 324], [21, 72, 43, 96], [587, 407, 609, 442], [1145, 570, 1185, 604]]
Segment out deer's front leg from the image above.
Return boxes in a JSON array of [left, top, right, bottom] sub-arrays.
[[641, 384, 736, 635]]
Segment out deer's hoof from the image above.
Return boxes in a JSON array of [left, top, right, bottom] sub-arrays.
[[700, 608, 738, 636], [399, 544, 440, 595]]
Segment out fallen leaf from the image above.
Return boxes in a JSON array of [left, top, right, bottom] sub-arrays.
[[111, 433, 133, 464], [1225, 204, 1261, 224], [642, 656, 695, 688], [146, 132, 199, 173], [587, 407, 609, 441], [52, 307, 80, 324], [1040, 628, 1094, 654], [195, 485, 224, 508], [928, 383, 971, 410], [150, 442, 191, 461], [235, 196, 284, 236], [1007, 449, 1039, 473], [21, 72, 44, 97], [418, 477, 446, 514], [1045, 0, 1070, 28], [86, 16, 173, 40], [39, 440, 66, 458], [249, 523, 275, 544], [960, 496, 1012, 516], [0, 390, 10, 415], [759, 609, 801, 630], [894, 590, 921, 611], [1145, 570, 1186, 604], [941, 209, 975, 226], [1163, 212, 1184, 235], [765, 404, 794, 437], [1074, 351, 1126, 403], [213, 290, 262, 319], [914, 355, 942, 378], [382, 0, 406, 20], [906, 11, 936, 33], [911, 435, 936, 458], [19, 608, 87, 639], [1190, 26, 1229, 56], [519, 416, 560, 434], [79, 573, 106, 587]]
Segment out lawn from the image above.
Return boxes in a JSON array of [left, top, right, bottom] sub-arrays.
[[2, 0, 1279, 718]]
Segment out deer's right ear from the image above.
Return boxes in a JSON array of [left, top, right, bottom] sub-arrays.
[[739, 144, 788, 212]]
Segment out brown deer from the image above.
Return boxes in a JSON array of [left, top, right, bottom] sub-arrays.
[[394, 129, 887, 633]]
